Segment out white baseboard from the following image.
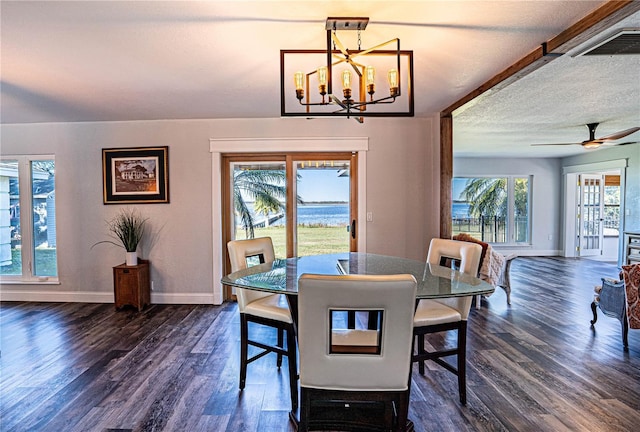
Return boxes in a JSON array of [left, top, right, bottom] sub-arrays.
[[150, 292, 219, 305], [492, 248, 561, 257], [0, 289, 221, 305], [0, 290, 114, 303]]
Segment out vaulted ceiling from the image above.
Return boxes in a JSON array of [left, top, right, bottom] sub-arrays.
[[1, 1, 639, 158]]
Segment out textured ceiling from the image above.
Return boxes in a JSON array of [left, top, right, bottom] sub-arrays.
[[1, 1, 639, 157], [454, 10, 640, 158]]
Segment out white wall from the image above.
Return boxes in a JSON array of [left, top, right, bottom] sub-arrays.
[[0, 116, 439, 303], [453, 157, 562, 256]]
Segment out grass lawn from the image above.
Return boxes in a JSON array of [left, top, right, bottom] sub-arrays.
[[0, 248, 58, 276], [235, 225, 349, 257]]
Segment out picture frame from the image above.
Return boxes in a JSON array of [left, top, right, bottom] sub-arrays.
[[102, 146, 169, 204]]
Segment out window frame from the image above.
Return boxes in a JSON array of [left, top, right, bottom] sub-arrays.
[[452, 175, 532, 246], [0, 154, 58, 283], [511, 176, 532, 245]]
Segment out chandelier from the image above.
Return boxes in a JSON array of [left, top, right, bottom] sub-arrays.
[[280, 17, 414, 123]]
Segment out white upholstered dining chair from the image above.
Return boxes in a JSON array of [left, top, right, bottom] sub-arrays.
[[297, 273, 417, 432], [227, 237, 298, 410], [412, 238, 482, 405]]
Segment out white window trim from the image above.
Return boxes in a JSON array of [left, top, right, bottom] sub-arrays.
[[0, 155, 58, 283], [209, 137, 369, 305]]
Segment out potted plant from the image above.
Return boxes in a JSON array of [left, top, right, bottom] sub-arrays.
[[93, 207, 148, 265]]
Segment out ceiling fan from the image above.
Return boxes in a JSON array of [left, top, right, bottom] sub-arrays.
[[531, 123, 640, 150]]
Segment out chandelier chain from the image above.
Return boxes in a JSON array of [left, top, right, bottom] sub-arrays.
[[357, 29, 361, 50]]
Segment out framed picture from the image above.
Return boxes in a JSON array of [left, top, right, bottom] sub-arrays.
[[102, 146, 169, 204]]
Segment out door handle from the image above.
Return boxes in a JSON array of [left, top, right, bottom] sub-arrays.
[[351, 219, 356, 239]]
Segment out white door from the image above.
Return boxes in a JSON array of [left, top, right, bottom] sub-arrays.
[[577, 174, 604, 257]]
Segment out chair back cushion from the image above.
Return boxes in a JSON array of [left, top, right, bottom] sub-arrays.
[[621, 263, 640, 330], [227, 237, 276, 311], [298, 273, 417, 392], [427, 238, 482, 276], [426, 238, 481, 319]]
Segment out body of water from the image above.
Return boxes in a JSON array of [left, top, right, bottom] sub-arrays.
[[247, 203, 350, 227], [247, 202, 469, 226], [274, 203, 349, 226], [452, 202, 471, 218]]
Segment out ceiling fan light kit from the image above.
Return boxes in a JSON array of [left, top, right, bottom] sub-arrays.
[[280, 17, 414, 123]]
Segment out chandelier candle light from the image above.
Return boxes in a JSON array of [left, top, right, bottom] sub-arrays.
[[280, 17, 414, 122]]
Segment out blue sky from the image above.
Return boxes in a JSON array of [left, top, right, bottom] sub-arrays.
[[297, 169, 349, 202], [452, 178, 468, 201]]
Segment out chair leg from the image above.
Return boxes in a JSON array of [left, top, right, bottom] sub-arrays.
[[368, 311, 380, 330], [286, 326, 298, 411], [277, 328, 284, 368], [623, 315, 629, 348], [504, 257, 514, 305], [347, 310, 356, 329], [458, 321, 467, 405], [590, 301, 598, 325], [504, 283, 512, 306], [239, 314, 249, 390], [417, 334, 425, 375], [389, 390, 411, 432], [298, 387, 310, 432]]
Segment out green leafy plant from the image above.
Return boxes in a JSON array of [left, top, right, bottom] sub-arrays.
[[93, 208, 148, 252]]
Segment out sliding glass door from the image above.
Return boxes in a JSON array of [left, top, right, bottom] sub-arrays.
[[222, 152, 357, 296]]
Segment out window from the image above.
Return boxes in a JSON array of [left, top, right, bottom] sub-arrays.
[[0, 156, 57, 281], [452, 176, 531, 244], [603, 178, 620, 236]]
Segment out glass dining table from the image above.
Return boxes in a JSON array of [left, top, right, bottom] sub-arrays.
[[222, 252, 495, 427], [221, 252, 495, 324]]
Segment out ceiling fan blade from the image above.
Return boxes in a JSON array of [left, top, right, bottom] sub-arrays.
[[530, 142, 581, 146], [598, 126, 640, 141], [530, 125, 639, 148], [614, 141, 639, 146]]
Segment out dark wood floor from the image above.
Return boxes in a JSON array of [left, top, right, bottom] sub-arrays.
[[1, 257, 639, 432]]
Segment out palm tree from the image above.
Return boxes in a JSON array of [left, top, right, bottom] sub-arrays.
[[460, 178, 507, 218], [513, 178, 529, 217], [460, 178, 528, 218], [233, 169, 287, 239], [460, 177, 529, 242]]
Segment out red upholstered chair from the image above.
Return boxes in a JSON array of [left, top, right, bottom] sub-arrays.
[[621, 263, 640, 348], [227, 237, 298, 410], [413, 238, 482, 405]]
